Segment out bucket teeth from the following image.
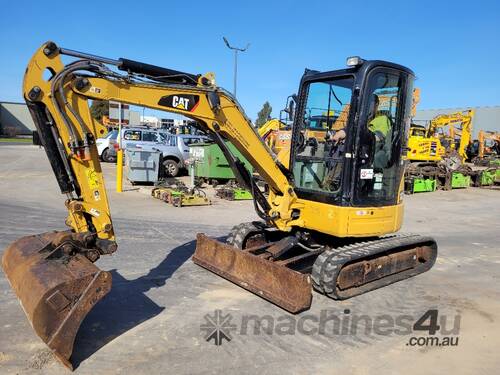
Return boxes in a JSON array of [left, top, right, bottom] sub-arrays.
[[1, 231, 112, 370], [193, 233, 312, 313]]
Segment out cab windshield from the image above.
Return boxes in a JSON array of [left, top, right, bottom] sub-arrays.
[[292, 76, 354, 198]]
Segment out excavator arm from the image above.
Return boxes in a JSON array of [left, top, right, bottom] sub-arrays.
[[23, 42, 297, 239]]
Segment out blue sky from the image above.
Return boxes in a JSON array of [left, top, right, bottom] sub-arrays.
[[1, 0, 499, 121]]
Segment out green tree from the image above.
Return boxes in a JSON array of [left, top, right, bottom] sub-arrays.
[[255, 101, 272, 128], [90, 100, 109, 121]]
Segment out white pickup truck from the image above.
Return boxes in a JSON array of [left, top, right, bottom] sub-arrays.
[[116, 127, 209, 176]]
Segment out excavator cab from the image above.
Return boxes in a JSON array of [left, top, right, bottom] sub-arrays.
[[290, 61, 413, 206]]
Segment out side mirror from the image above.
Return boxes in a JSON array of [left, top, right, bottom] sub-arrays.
[[286, 94, 297, 121], [288, 101, 295, 121]]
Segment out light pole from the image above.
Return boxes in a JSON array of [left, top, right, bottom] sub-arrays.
[[116, 102, 123, 193], [223, 37, 249, 98]]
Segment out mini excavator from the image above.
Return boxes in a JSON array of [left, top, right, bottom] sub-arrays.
[[2, 42, 437, 369]]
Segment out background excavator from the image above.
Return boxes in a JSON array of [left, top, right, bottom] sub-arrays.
[[2, 42, 437, 369], [466, 130, 500, 186], [468, 130, 500, 163], [428, 110, 474, 164], [405, 108, 475, 191], [257, 118, 294, 156]]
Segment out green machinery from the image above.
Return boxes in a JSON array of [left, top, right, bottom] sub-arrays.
[[152, 180, 211, 207], [471, 168, 500, 187], [189, 141, 253, 200], [189, 141, 253, 184], [215, 183, 253, 200], [480, 170, 496, 186], [405, 177, 437, 194], [450, 172, 471, 189]]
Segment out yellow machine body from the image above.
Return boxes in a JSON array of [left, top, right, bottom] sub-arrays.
[[406, 125, 445, 162], [2, 42, 437, 369]]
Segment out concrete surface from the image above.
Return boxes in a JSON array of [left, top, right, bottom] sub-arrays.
[[0, 145, 499, 375]]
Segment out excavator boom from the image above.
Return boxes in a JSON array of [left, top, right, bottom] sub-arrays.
[[3, 42, 297, 368]]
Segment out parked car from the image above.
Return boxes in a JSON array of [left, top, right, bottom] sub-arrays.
[[96, 130, 118, 162], [118, 127, 209, 176]]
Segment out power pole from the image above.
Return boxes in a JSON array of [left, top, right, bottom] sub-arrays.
[[223, 37, 250, 98]]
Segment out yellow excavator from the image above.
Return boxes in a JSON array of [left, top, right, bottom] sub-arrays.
[[257, 118, 291, 154], [406, 88, 443, 162], [405, 109, 475, 190], [2, 42, 437, 369], [477, 130, 500, 160], [428, 110, 474, 163]]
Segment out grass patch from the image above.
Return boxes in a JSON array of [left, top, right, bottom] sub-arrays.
[[0, 137, 33, 143]]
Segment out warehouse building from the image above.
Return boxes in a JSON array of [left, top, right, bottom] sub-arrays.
[[414, 106, 500, 137], [0, 101, 36, 136]]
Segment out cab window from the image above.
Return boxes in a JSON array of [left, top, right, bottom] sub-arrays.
[[142, 131, 157, 142], [123, 130, 141, 141], [159, 133, 177, 146], [183, 137, 203, 146], [106, 130, 118, 139]]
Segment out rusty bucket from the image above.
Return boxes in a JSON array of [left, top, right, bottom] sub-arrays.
[[193, 234, 312, 313], [1, 231, 111, 370]]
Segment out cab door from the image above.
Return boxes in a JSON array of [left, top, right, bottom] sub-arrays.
[[352, 68, 414, 206], [290, 75, 356, 205]]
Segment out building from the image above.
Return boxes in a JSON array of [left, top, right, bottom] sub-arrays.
[[0, 101, 199, 136], [161, 118, 175, 129], [0, 102, 36, 136], [414, 106, 500, 137], [140, 115, 161, 127], [174, 119, 192, 127], [129, 110, 141, 126]]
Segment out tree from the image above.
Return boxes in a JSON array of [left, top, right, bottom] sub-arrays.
[[90, 100, 109, 121], [255, 101, 272, 128]]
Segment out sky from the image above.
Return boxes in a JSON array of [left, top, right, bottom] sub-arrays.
[[1, 0, 499, 121]]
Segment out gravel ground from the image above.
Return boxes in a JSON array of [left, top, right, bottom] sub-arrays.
[[0, 145, 499, 375]]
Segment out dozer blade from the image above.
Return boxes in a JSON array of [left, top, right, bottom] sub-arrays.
[[1, 231, 112, 370], [193, 234, 312, 313]]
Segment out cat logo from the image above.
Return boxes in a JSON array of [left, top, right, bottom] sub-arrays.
[[158, 94, 200, 112], [172, 96, 189, 110]]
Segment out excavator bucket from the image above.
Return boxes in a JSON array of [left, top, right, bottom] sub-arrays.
[[1, 231, 112, 370], [193, 234, 312, 313]]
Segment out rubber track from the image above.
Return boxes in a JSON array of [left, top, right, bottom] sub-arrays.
[[226, 222, 264, 249], [311, 233, 437, 299]]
